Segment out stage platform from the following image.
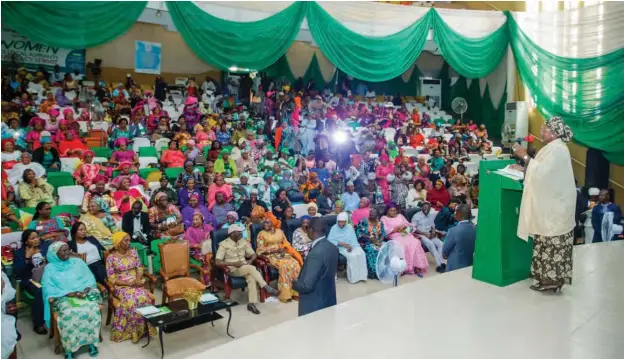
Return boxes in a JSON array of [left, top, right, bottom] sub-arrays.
[[190, 242, 623, 359]]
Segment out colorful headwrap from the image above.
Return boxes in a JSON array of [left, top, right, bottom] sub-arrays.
[[63, 108, 73, 117], [251, 205, 266, 220], [114, 137, 128, 148], [185, 96, 198, 106], [93, 174, 108, 184], [29, 117, 45, 127], [265, 211, 282, 229], [83, 150, 95, 158], [301, 215, 312, 221], [118, 161, 132, 170], [334, 200, 345, 208], [263, 172, 273, 180], [58, 119, 69, 126], [308, 172, 318, 181], [189, 193, 200, 202], [380, 154, 390, 162], [307, 203, 318, 211], [226, 211, 239, 221], [545, 116, 573, 143], [40, 136, 52, 145], [154, 191, 168, 202], [360, 197, 371, 208], [48, 109, 59, 117], [112, 232, 127, 248], [184, 160, 194, 168], [1, 138, 15, 149]]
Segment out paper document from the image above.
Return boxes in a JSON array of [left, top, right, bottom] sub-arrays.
[[200, 293, 219, 304], [496, 166, 525, 180], [136, 306, 160, 316]]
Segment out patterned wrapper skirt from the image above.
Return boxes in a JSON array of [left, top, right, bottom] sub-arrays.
[[531, 230, 574, 285]]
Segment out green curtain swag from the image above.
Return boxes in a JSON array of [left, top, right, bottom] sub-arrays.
[[306, 2, 432, 82], [1, 1, 147, 49], [431, 9, 508, 79], [166, 2, 307, 72], [506, 11, 624, 164], [303, 54, 330, 92]]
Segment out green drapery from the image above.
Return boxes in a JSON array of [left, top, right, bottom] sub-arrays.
[[506, 12, 624, 164], [166, 2, 307, 71], [306, 2, 432, 82], [431, 10, 508, 79], [1, 1, 146, 49], [331, 66, 422, 97], [264, 55, 296, 86]]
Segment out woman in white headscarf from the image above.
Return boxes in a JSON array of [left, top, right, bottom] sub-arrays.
[[514, 117, 576, 293], [328, 212, 368, 283]]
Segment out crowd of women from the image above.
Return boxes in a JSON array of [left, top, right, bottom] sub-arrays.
[[1, 69, 491, 358]]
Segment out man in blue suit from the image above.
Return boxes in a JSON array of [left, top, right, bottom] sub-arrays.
[[293, 225, 338, 316], [442, 204, 476, 272], [592, 189, 622, 243]]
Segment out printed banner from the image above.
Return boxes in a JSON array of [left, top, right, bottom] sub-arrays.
[[1, 28, 86, 73], [135, 40, 162, 74]]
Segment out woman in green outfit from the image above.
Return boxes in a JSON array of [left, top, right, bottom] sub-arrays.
[[42, 241, 102, 359]]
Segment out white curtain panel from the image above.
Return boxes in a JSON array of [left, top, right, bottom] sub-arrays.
[[314, 1, 430, 36], [191, 1, 294, 22], [435, 8, 507, 38], [482, 53, 508, 110], [511, 1, 624, 58]]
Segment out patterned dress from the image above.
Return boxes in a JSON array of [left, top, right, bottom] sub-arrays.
[[73, 163, 102, 189], [256, 229, 302, 302], [53, 290, 102, 352], [292, 228, 312, 258], [355, 219, 387, 278], [106, 249, 157, 343]]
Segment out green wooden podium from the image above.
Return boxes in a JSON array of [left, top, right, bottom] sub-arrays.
[[472, 160, 533, 287]]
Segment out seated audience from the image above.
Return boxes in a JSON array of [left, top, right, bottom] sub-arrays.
[[113, 176, 145, 216], [381, 202, 428, 277], [178, 177, 203, 208], [106, 232, 157, 342], [435, 197, 462, 233], [121, 201, 153, 245], [427, 179, 451, 211], [160, 140, 186, 168], [411, 202, 445, 273], [292, 215, 313, 258], [340, 181, 360, 212], [406, 180, 427, 209], [256, 216, 303, 302], [68, 222, 107, 286], [149, 192, 184, 239], [355, 207, 387, 278], [237, 189, 268, 220], [31, 137, 60, 172], [28, 202, 68, 242], [13, 230, 50, 334], [215, 224, 278, 314], [150, 176, 178, 206], [591, 189, 622, 243], [181, 193, 218, 229], [328, 212, 368, 283], [79, 199, 116, 245], [442, 204, 476, 272], [18, 169, 54, 207], [42, 241, 102, 359], [73, 150, 102, 189]]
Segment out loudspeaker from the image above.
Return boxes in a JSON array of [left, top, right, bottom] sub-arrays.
[[584, 148, 610, 190]]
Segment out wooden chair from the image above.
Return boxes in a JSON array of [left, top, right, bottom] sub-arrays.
[[103, 250, 157, 325], [158, 240, 207, 304]]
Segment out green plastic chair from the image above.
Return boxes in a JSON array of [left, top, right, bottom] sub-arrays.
[[45, 172, 75, 193], [112, 169, 136, 178], [139, 147, 159, 158], [150, 239, 166, 274], [130, 242, 149, 268], [17, 204, 80, 217], [92, 147, 112, 159], [164, 167, 184, 182]]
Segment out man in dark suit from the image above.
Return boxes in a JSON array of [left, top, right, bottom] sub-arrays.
[[293, 225, 338, 317], [122, 201, 153, 245], [442, 204, 476, 272]]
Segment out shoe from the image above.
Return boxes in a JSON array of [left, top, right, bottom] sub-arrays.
[[88, 345, 99, 357], [247, 304, 261, 315], [416, 272, 423, 278], [441, 263, 447, 271], [263, 285, 279, 297], [65, 352, 74, 359], [34, 325, 48, 335], [436, 265, 445, 273]]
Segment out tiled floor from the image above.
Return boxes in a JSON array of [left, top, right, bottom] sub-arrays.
[[17, 242, 623, 359]]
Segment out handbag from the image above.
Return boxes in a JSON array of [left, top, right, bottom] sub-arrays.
[[1, 242, 18, 263], [165, 223, 185, 237]]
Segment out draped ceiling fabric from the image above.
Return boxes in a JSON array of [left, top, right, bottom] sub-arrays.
[[1, 1, 147, 49], [307, 2, 432, 82], [508, 2, 624, 164], [166, 1, 307, 71]]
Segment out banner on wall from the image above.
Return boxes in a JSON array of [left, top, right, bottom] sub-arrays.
[[135, 41, 162, 74], [1, 28, 86, 73]]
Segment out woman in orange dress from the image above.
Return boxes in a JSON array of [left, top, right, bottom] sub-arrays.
[[255, 215, 302, 302], [160, 140, 186, 168]]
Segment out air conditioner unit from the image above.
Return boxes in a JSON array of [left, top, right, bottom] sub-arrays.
[[420, 78, 441, 106], [502, 101, 529, 148]]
